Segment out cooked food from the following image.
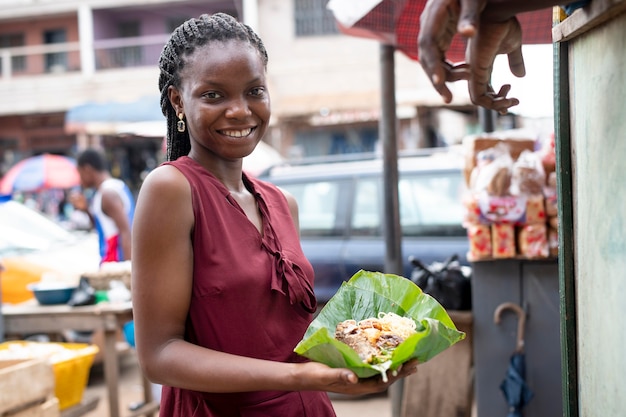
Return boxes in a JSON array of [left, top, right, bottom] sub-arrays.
[[335, 312, 417, 365]]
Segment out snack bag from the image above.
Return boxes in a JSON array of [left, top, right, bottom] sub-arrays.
[[525, 195, 547, 224], [492, 223, 516, 258], [518, 223, 549, 259], [467, 224, 492, 260], [511, 150, 546, 196]]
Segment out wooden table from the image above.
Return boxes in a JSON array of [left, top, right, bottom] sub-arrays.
[[1, 301, 159, 417]]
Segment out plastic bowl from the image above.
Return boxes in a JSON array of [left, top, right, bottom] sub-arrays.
[[28, 282, 77, 305]]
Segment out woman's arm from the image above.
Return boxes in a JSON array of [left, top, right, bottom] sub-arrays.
[[131, 165, 417, 394]]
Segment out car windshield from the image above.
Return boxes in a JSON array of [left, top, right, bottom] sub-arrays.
[[0, 200, 75, 256]]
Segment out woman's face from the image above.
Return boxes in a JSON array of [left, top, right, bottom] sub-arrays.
[[171, 40, 270, 161]]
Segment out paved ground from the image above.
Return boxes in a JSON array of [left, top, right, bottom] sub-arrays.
[[81, 351, 392, 417]]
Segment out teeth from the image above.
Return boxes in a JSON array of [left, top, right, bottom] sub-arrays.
[[221, 128, 252, 138]]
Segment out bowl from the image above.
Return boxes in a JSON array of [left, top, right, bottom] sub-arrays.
[[28, 282, 77, 305]]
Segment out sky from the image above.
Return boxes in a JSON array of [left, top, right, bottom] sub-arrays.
[[491, 44, 555, 119]]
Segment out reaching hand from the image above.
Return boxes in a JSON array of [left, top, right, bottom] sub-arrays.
[[418, 0, 528, 114], [457, 0, 488, 36], [466, 17, 526, 114], [417, 0, 471, 104]]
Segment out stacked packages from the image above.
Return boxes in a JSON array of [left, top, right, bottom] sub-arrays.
[[462, 134, 558, 261]]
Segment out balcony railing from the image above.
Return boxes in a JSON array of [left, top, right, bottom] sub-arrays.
[[0, 34, 170, 79]]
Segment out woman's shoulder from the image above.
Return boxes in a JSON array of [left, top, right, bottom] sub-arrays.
[[139, 163, 190, 199]]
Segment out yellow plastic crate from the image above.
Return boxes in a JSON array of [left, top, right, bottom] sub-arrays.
[[0, 341, 99, 410]]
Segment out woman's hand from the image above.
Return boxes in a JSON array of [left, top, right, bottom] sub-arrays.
[[297, 360, 418, 396]]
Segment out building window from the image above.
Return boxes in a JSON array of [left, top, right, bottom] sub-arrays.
[[116, 21, 142, 67], [166, 16, 191, 33], [43, 29, 67, 73], [0, 33, 26, 72], [294, 0, 339, 37]]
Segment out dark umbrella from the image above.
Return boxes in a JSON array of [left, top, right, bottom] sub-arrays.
[[494, 302, 534, 417]]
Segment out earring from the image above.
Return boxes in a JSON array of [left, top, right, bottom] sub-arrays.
[[177, 113, 186, 133]]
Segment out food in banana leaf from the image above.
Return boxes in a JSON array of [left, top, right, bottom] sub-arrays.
[[294, 270, 465, 381], [335, 312, 416, 365]]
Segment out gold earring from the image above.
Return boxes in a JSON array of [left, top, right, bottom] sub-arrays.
[[177, 113, 186, 133]]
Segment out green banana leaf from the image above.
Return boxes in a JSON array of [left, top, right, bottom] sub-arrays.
[[294, 270, 466, 379]]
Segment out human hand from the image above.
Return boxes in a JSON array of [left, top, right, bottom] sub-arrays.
[[299, 360, 418, 396], [418, 0, 473, 103], [68, 191, 88, 212], [466, 17, 526, 114]]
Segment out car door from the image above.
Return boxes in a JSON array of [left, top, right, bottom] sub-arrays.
[[398, 169, 469, 274], [343, 168, 469, 280]]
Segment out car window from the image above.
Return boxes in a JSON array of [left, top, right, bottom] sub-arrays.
[[352, 179, 381, 236], [279, 181, 340, 236], [399, 172, 466, 236]]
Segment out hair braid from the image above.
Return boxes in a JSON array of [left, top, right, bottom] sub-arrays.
[[157, 12, 269, 161]]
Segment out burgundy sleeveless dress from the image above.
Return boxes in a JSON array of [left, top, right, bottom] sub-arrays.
[[159, 157, 336, 417]]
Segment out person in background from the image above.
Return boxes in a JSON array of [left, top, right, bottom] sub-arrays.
[[417, 0, 588, 114], [72, 148, 135, 263], [131, 13, 417, 416]]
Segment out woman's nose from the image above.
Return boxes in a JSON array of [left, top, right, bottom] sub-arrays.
[[225, 97, 252, 118]]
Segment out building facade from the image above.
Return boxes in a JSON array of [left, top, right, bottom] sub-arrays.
[[0, 0, 476, 193]]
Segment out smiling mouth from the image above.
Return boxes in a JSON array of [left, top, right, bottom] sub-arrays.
[[220, 127, 254, 138]]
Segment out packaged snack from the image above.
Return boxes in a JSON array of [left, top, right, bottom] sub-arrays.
[[525, 195, 546, 224], [467, 224, 492, 261], [511, 150, 546, 196], [492, 223, 516, 259], [463, 134, 536, 186], [518, 223, 549, 259], [471, 144, 513, 197], [463, 195, 482, 225]]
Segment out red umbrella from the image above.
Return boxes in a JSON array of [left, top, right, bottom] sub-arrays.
[[328, 0, 554, 63], [0, 154, 80, 194]]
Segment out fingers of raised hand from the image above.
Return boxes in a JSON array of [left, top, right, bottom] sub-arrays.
[[507, 47, 526, 78], [457, 0, 488, 37], [472, 83, 519, 114], [418, 0, 462, 102]]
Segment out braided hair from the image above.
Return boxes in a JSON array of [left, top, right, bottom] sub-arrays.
[[158, 13, 269, 161]]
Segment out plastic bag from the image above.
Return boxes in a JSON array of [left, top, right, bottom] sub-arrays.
[[67, 277, 96, 307], [409, 254, 472, 311]]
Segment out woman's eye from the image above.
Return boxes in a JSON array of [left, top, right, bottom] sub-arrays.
[[204, 91, 222, 99], [249, 87, 265, 97]]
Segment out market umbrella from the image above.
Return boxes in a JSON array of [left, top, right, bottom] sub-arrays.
[[494, 302, 534, 417], [327, 0, 554, 63], [0, 154, 80, 194]]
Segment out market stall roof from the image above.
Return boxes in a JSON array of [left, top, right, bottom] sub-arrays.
[[65, 95, 165, 137], [328, 0, 554, 63]]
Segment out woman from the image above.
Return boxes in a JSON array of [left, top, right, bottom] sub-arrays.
[[131, 13, 416, 416]]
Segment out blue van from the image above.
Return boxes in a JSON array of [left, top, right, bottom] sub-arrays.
[[259, 148, 469, 304]]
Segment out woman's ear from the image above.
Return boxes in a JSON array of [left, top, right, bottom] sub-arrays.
[[168, 85, 183, 115]]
